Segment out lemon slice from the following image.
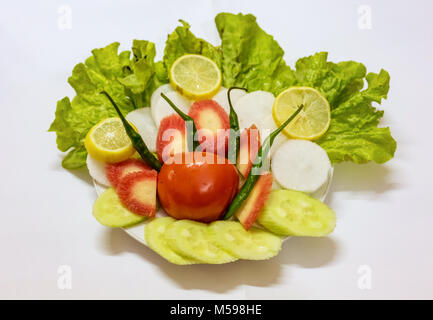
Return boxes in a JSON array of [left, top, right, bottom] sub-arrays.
[[84, 117, 135, 163], [169, 54, 222, 100], [273, 87, 331, 140]]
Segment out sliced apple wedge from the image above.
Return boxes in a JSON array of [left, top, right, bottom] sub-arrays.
[[188, 100, 230, 156], [237, 124, 261, 179], [236, 172, 273, 230], [156, 114, 186, 163]]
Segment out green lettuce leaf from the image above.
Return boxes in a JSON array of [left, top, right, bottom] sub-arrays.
[[294, 52, 367, 108], [61, 145, 88, 169], [315, 69, 396, 163], [292, 51, 395, 163], [118, 40, 167, 108], [163, 20, 221, 71], [49, 43, 147, 169], [215, 13, 296, 95]]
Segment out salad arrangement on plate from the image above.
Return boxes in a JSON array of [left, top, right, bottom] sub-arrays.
[[49, 13, 396, 265]]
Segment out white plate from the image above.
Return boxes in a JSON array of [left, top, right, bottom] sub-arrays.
[[93, 167, 333, 246]]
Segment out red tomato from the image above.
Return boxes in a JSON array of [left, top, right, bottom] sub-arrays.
[[157, 152, 239, 222]]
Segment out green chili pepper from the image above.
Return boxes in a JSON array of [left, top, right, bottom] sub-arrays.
[[227, 87, 247, 165], [101, 91, 162, 171], [160, 92, 200, 153], [223, 104, 304, 220]]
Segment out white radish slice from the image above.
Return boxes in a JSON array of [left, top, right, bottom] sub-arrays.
[[126, 108, 157, 152], [233, 91, 275, 130], [86, 154, 111, 187], [256, 114, 276, 140], [213, 87, 247, 115], [150, 84, 173, 109], [256, 114, 287, 157], [271, 140, 331, 194], [151, 91, 191, 128]]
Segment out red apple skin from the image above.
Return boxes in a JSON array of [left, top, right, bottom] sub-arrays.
[[157, 152, 239, 222]]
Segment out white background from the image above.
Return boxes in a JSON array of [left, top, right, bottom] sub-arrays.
[[0, 0, 432, 299]]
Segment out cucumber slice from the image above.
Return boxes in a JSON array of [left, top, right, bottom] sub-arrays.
[[258, 189, 336, 237], [208, 221, 282, 260], [145, 217, 197, 265], [166, 220, 237, 264], [92, 188, 146, 227]]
